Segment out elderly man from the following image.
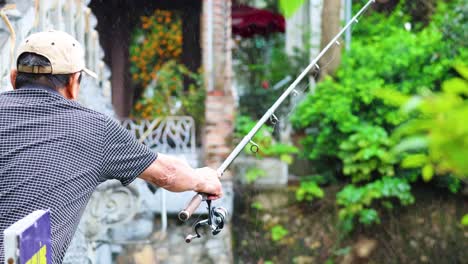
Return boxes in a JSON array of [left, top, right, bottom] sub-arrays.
[[0, 30, 222, 263]]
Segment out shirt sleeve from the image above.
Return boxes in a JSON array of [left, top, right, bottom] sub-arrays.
[[101, 116, 158, 186]]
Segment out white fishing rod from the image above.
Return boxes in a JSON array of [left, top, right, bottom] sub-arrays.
[[180, 0, 376, 242]]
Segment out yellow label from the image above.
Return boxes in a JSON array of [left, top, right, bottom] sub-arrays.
[[25, 245, 47, 264]]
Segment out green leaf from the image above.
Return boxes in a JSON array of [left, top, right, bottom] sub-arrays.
[[280, 154, 293, 164], [453, 62, 468, 80], [245, 167, 266, 183], [279, 0, 306, 18], [334, 247, 352, 256], [422, 164, 434, 182], [461, 214, 468, 227], [271, 225, 289, 241], [403, 96, 423, 112], [442, 77, 468, 95], [401, 154, 428, 168], [251, 201, 264, 210], [394, 137, 428, 153], [295, 180, 324, 202], [359, 209, 380, 225]]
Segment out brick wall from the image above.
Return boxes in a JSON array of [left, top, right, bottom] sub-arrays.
[[201, 0, 235, 176]]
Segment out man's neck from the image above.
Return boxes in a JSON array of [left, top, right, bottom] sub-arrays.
[[17, 84, 62, 95]]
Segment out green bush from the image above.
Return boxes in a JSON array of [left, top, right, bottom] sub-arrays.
[[392, 60, 468, 178], [295, 179, 324, 202], [337, 177, 414, 232], [291, 0, 466, 231], [292, 13, 454, 163], [338, 125, 396, 183]]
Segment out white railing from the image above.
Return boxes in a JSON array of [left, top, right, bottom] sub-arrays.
[[121, 117, 199, 167]]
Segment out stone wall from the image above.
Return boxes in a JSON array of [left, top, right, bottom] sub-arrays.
[[116, 219, 232, 264]]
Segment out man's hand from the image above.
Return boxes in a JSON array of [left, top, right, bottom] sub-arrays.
[[193, 167, 223, 200], [139, 154, 223, 200]]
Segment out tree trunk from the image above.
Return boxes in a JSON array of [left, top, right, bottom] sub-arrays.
[[319, 0, 341, 78]]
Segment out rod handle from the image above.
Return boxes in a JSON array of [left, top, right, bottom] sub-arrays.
[[178, 193, 205, 221]]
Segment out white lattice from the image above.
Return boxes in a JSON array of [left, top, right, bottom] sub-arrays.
[[122, 117, 199, 167]]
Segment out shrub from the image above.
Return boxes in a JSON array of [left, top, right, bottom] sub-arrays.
[[291, 0, 466, 231], [295, 179, 324, 202]]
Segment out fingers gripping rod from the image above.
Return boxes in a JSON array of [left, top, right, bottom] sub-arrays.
[[178, 0, 376, 227]]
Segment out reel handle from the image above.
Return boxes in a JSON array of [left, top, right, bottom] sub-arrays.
[[178, 193, 206, 221], [185, 234, 199, 243]]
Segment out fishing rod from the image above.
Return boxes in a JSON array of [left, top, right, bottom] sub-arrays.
[[180, 0, 376, 243]]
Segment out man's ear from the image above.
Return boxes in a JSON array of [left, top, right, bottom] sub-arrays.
[[10, 69, 17, 90], [65, 72, 81, 100]]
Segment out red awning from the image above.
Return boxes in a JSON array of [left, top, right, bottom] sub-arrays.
[[232, 5, 285, 38]]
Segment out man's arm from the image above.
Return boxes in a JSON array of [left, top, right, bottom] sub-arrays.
[[139, 153, 223, 199]]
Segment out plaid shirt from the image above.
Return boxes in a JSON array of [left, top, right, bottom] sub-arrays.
[[0, 85, 157, 263]]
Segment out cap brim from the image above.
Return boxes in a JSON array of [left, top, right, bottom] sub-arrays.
[[83, 68, 98, 79]]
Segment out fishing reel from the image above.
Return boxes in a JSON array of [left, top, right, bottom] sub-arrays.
[[184, 200, 228, 243]]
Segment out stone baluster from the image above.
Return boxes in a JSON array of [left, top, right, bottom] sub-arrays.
[[98, 61, 104, 86], [0, 4, 18, 91], [64, 0, 75, 35], [103, 80, 111, 98], [92, 30, 99, 74], [54, 0, 64, 31], [37, 0, 46, 31], [0, 29, 7, 88], [84, 7, 92, 67], [75, 1, 85, 46], [0, 39, 9, 90]]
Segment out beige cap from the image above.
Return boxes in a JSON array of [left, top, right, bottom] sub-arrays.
[[16, 30, 97, 79]]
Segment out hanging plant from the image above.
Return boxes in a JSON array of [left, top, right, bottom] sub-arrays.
[[129, 9, 206, 122], [132, 60, 204, 121], [129, 9, 183, 88]]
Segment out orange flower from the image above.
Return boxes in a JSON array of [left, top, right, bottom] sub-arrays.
[[135, 102, 143, 111]]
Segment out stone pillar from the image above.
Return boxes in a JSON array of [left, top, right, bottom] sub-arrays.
[[202, 0, 235, 176], [201, 4, 234, 263]]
